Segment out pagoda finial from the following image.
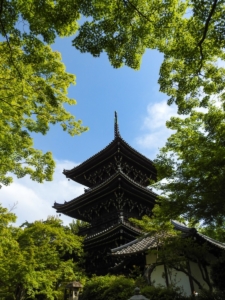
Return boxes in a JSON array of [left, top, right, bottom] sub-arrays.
[[114, 111, 120, 138]]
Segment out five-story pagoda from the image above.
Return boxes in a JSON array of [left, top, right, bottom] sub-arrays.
[[53, 113, 157, 274]]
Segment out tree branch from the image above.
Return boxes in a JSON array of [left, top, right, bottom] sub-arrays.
[[197, 261, 212, 291], [197, 0, 218, 73], [123, 0, 153, 23], [172, 264, 203, 290]]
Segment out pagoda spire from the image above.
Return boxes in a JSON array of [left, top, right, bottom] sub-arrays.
[[114, 111, 120, 138]]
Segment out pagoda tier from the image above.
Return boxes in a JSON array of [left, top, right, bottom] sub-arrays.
[[63, 114, 156, 188], [53, 169, 157, 226], [82, 221, 142, 274]]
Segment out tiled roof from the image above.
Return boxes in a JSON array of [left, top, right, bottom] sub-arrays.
[[64, 112, 154, 177], [172, 220, 225, 250], [85, 220, 142, 241], [111, 233, 164, 256], [53, 169, 157, 210], [197, 232, 225, 250], [63, 135, 155, 176], [111, 220, 225, 256], [63, 138, 115, 174]]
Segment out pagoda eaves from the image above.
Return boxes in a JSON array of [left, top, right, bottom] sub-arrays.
[[63, 117, 156, 188], [53, 169, 157, 223]]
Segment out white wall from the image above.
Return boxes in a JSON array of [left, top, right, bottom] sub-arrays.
[[189, 261, 211, 293], [146, 252, 167, 287], [167, 267, 192, 296], [145, 252, 212, 297]]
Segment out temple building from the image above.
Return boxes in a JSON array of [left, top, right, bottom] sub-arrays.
[[53, 112, 158, 274], [112, 220, 225, 296]]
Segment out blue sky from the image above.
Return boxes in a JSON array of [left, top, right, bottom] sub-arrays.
[[1, 35, 178, 226]]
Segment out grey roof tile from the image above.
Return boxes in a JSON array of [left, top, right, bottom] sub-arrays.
[[111, 234, 163, 256], [85, 220, 142, 241], [111, 220, 225, 256]]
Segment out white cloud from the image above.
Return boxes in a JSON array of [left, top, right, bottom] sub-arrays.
[[1, 160, 84, 226], [137, 100, 177, 158]]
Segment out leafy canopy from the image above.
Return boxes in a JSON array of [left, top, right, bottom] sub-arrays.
[[0, 204, 84, 300], [0, 0, 88, 186], [154, 104, 225, 225]]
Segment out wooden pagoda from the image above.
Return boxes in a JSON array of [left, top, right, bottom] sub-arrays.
[[53, 112, 158, 274]]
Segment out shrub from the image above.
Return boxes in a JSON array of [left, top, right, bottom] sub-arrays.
[[103, 277, 134, 300], [141, 285, 186, 300], [80, 275, 134, 300]]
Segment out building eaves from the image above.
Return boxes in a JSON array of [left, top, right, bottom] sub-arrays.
[[63, 135, 155, 177], [111, 220, 225, 256], [171, 220, 225, 249], [63, 139, 115, 175], [197, 232, 225, 250], [53, 169, 157, 210], [85, 220, 142, 241], [111, 233, 163, 256]]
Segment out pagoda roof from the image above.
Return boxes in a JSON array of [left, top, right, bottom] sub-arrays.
[[63, 113, 156, 187], [53, 170, 157, 222], [85, 220, 142, 242], [83, 221, 142, 251], [111, 221, 225, 256]]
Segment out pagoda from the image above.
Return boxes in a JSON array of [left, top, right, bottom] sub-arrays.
[[53, 113, 158, 275]]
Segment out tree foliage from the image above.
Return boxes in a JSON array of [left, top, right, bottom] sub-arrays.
[[199, 221, 225, 243], [130, 206, 179, 236], [154, 104, 225, 225], [0, 0, 88, 186], [74, 0, 187, 69], [81, 275, 134, 300], [69, 219, 89, 235], [0, 204, 84, 300]]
